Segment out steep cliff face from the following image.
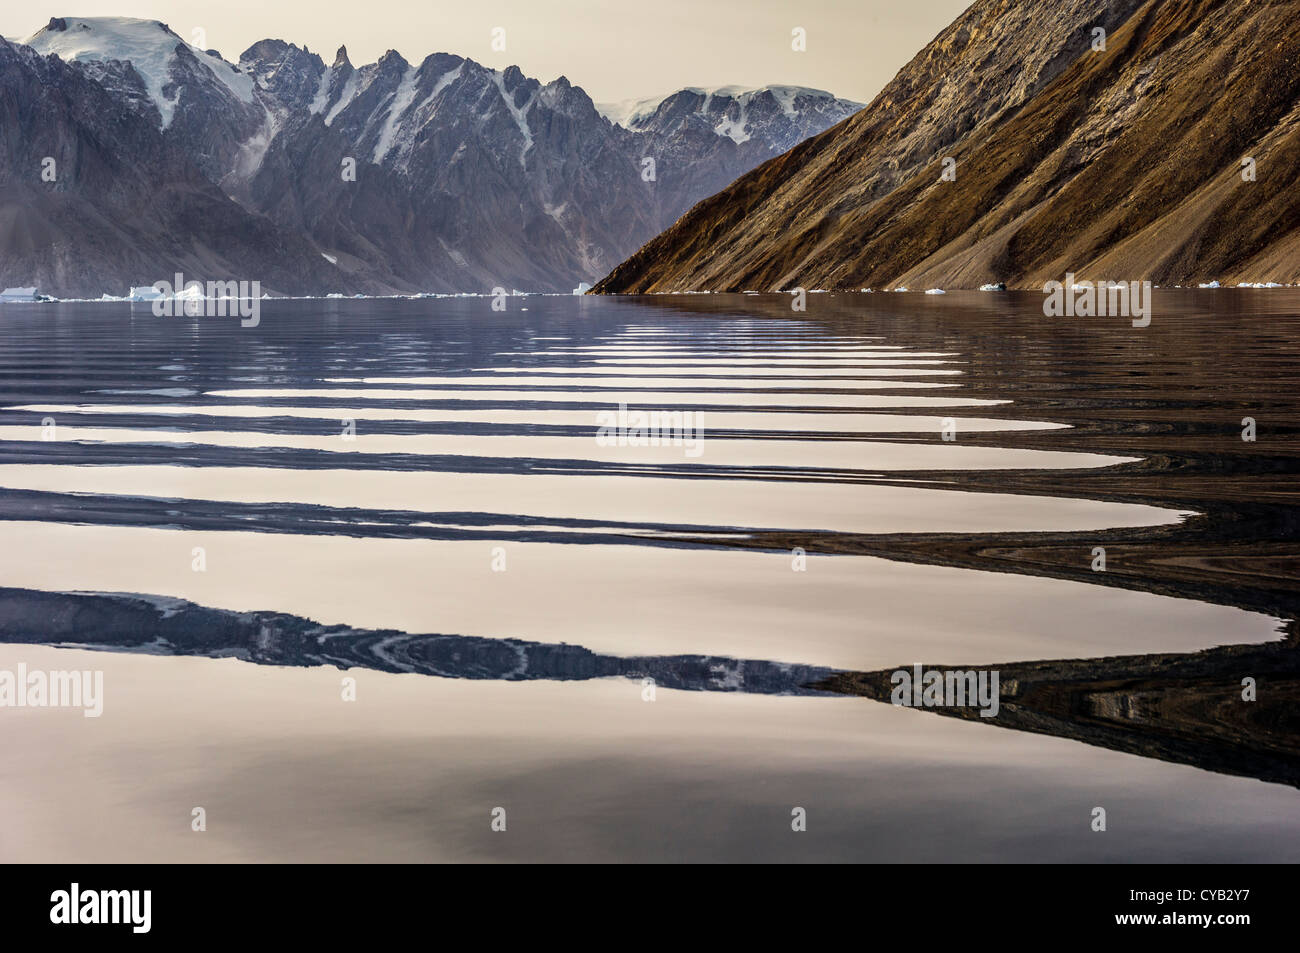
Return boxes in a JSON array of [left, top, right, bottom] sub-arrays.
[[232, 43, 859, 292], [2, 16, 861, 296], [0, 37, 335, 298], [22, 17, 267, 184], [593, 0, 1300, 293], [237, 47, 666, 292]]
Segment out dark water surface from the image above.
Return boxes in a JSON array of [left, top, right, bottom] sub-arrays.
[[0, 290, 1295, 861]]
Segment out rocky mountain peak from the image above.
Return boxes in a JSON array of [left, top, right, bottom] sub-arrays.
[[4, 17, 863, 295], [593, 0, 1300, 293]]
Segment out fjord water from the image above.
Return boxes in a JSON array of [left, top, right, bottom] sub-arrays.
[[0, 291, 1296, 862]]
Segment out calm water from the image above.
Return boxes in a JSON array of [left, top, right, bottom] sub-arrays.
[[0, 290, 1296, 862]]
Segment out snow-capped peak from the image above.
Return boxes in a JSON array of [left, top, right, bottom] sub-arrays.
[[596, 84, 855, 132], [21, 16, 254, 127]]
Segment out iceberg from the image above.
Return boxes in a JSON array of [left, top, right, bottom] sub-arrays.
[[0, 287, 39, 301]]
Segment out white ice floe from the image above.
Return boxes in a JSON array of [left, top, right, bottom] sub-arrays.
[[925, 288, 946, 295], [1198, 280, 1220, 288]]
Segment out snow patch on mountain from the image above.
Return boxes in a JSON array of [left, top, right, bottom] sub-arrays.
[[308, 67, 332, 114], [23, 16, 254, 127], [324, 69, 361, 126], [492, 70, 536, 167], [597, 84, 853, 132], [713, 112, 751, 144], [372, 64, 420, 164], [595, 93, 668, 128], [415, 62, 463, 115]]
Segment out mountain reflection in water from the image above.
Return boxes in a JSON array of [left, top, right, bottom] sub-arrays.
[[0, 290, 1296, 861]]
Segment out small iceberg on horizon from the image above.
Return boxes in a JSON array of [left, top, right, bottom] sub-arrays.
[[572, 282, 593, 295], [0, 286, 39, 301], [979, 282, 1007, 291], [925, 288, 946, 295]]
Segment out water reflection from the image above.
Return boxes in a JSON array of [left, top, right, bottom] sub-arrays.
[[0, 291, 1296, 861]]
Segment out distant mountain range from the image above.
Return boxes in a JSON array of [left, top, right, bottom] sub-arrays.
[[0, 16, 860, 298], [594, 0, 1300, 293]]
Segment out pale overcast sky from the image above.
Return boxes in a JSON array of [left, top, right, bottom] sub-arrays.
[[2, 1, 972, 104]]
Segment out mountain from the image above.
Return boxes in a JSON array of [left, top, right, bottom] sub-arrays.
[[0, 34, 336, 298], [598, 85, 857, 152], [5, 16, 860, 297], [592, 0, 1300, 293]]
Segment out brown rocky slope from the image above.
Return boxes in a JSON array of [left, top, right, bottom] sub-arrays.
[[593, 0, 1300, 293]]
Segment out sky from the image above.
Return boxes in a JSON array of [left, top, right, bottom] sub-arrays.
[[2, 0, 972, 105]]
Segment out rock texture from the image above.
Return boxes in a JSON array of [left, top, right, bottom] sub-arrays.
[[0, 36, 336, 298], [593, 0, 1300, 293], [3, 17, 860, 297]]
